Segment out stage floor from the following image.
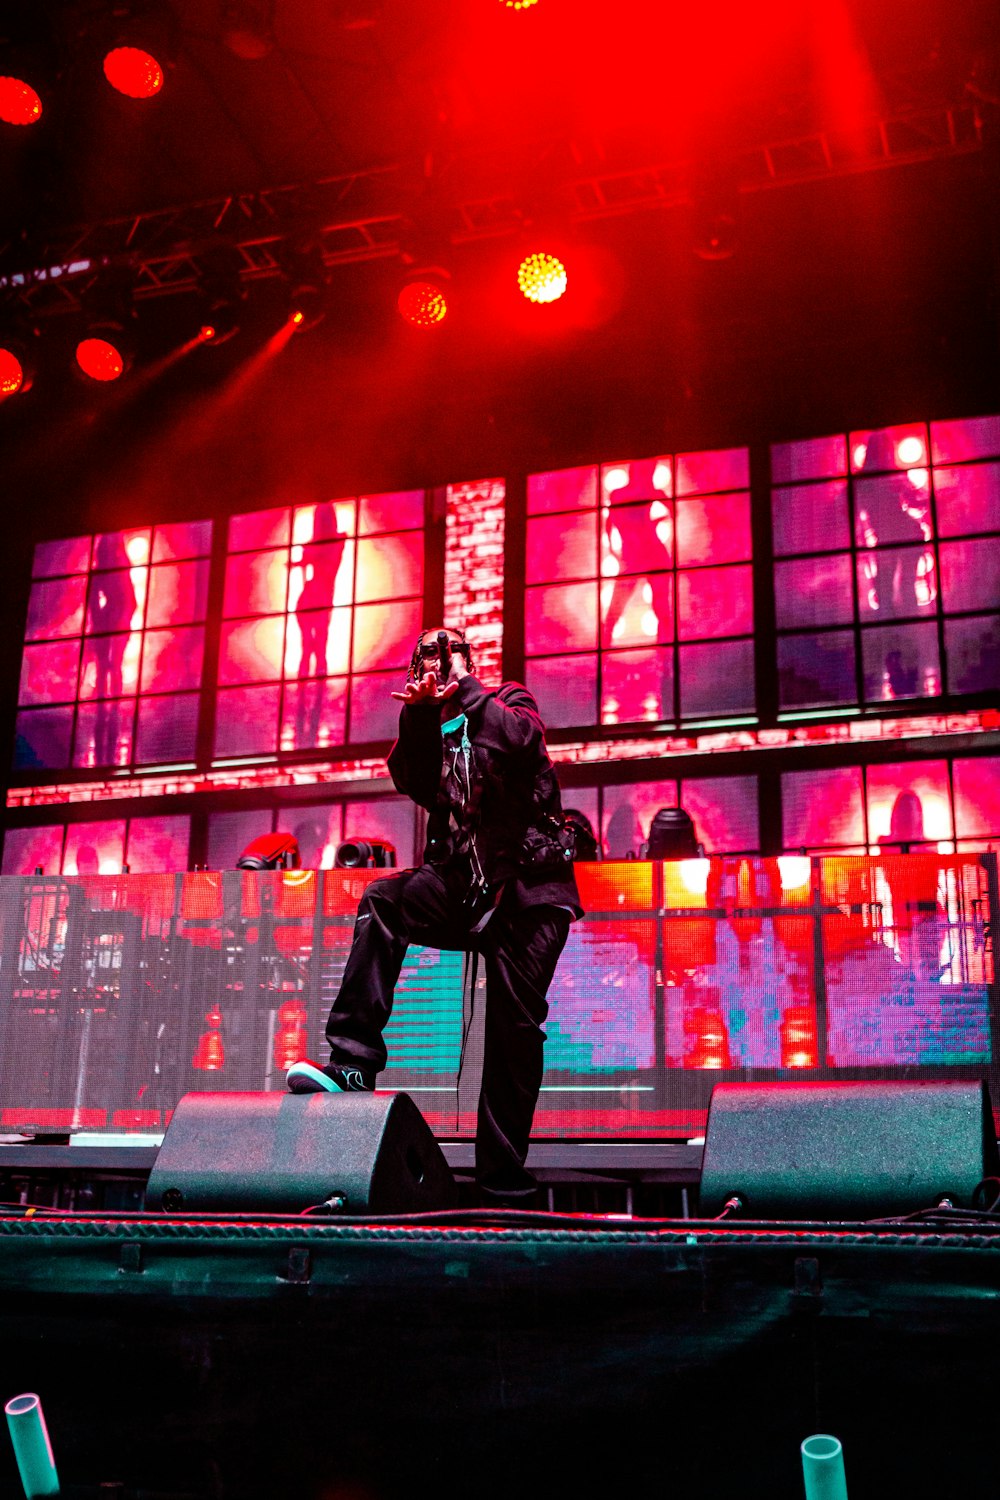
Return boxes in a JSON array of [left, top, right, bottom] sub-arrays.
[[0, 1209, 997, 1499]]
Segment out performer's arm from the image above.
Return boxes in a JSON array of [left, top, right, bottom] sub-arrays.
[[386, 665, 460, 808]]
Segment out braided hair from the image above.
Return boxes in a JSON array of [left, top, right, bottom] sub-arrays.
[[407, 626, 474, 683]]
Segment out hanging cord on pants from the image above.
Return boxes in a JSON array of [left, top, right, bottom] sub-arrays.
[[454, 947, 479, 1133]]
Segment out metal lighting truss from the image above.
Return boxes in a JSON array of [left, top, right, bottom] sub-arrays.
[[0, 94, 986, 318]]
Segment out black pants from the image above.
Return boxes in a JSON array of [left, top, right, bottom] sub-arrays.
[[325, 864, 571, 1203]]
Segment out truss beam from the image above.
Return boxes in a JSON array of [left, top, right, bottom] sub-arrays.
[[1, 100, 985, 319]]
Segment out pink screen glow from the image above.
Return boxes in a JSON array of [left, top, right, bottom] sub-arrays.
[[773, 419, 1000, 714], [18, 524, 213, 773], [526, 448, 753, 730], [218, 498, 423, 758]]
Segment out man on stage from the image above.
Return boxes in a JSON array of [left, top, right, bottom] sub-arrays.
[[287, 626, 582, 1207]]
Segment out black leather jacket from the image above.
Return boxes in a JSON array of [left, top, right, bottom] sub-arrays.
[[387, 674, 582, 916]]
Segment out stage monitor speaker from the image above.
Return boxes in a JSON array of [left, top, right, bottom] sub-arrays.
[[699, 1080, 998, 1219], [145, 1090, 458, 1214]]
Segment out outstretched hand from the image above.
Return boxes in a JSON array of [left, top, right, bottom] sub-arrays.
[[391, 670, 460, 704]]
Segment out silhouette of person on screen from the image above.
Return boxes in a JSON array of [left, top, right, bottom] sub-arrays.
[[855, 432, 936, 700], [877, 791, 946, 981], [601, 459, 673, 718], [293, 816, 330, 870], [295, 503, 348, 746], [88, 535, 138, 765]]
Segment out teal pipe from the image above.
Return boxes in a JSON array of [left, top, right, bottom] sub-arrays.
[[801, 1433, 847, 1500], [5, 1394, 60, 1497]]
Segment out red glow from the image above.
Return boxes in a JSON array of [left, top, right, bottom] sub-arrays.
[[0, 349, 24, 397], [199, 324, 216, 342], [76, 337, 124, 382], [500, 0, 538, 7], [291, 310, 305, 326], [274, 998, 309, 1070], [103, 47, 164, 99], [0, 76, 42, 125], [518, 252, 567, 304], [684, 1006, 732, 1069], [398, 280, 449, 327], [192, 1004, 224, 1070], [780, 1006, 819, 1068]]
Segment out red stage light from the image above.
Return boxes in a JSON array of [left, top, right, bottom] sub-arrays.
[[499, 0, 539, 7], [76, 336, 125, 382], [517, 251, 567, 304], [0, 349, 25, 397], [199, 324, 216, 342], [103, 46, 164, 99], [398, 279, 449, 327], [290, 309, 305, 326], [0, 76, 42, 125]]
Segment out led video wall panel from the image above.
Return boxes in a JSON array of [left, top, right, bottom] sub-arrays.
[[0, 858, 992, 1141], [15, 492, 428, 778], [771, 416, 1000, 713], [16, 522, 212, 772], [1, 817, 192, 876], [218, 492, 424, 756], [524, 448, 754, 730], [781, 754, 1000, 854], [204, 796, 419, 872]]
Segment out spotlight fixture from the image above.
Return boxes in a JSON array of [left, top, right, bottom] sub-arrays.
[[398, 270, 450, 328], [287, 285, 325, 331], [691, 167, 740, 262], [0, 75, 43, 125], [198, 296, 242, 345], [97, 6, 175, 99], [0, 328, 36, 398], [74, 271, 137, 382], [103, 46, 164, 98], [279, 240, 331, 332], [236, 832, 301, 871], [0, 17, 57, 127], [195, 246, 247, 345], [517, 251, 567, 304], [0, 347, 25, 396], [692, 210, 737, 262], [644, 807, 702, 860], [334, 839, 396, 869], [75, 332, 128, 382]]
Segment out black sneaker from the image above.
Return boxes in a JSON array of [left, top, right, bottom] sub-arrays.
[[286, 1060, 375, 1094]]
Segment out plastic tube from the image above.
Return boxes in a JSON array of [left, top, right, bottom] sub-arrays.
[[5, 1394, 60, 1497], [801, 1434, 847, 1500]]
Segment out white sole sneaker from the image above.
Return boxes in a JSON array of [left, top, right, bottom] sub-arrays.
[[286, 1060, 337, 1093]]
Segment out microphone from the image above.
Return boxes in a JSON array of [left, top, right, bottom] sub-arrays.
[[436, 630, 452, 682]]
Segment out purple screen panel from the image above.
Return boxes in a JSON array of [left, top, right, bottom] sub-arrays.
[[771, 481, 851, 557]]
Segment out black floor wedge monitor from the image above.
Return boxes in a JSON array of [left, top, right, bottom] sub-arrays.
[[146, 1090, 458, 1214]]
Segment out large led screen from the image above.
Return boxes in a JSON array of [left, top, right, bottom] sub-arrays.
[[772, 416, 1000, 713], [17, 522, 212, 772], [781, 754, 1000, 854], [524, 448, 754, 730], [0, 858, 992, 1141], [15, 492, 428, 779], [218, 493, 424, 757]]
